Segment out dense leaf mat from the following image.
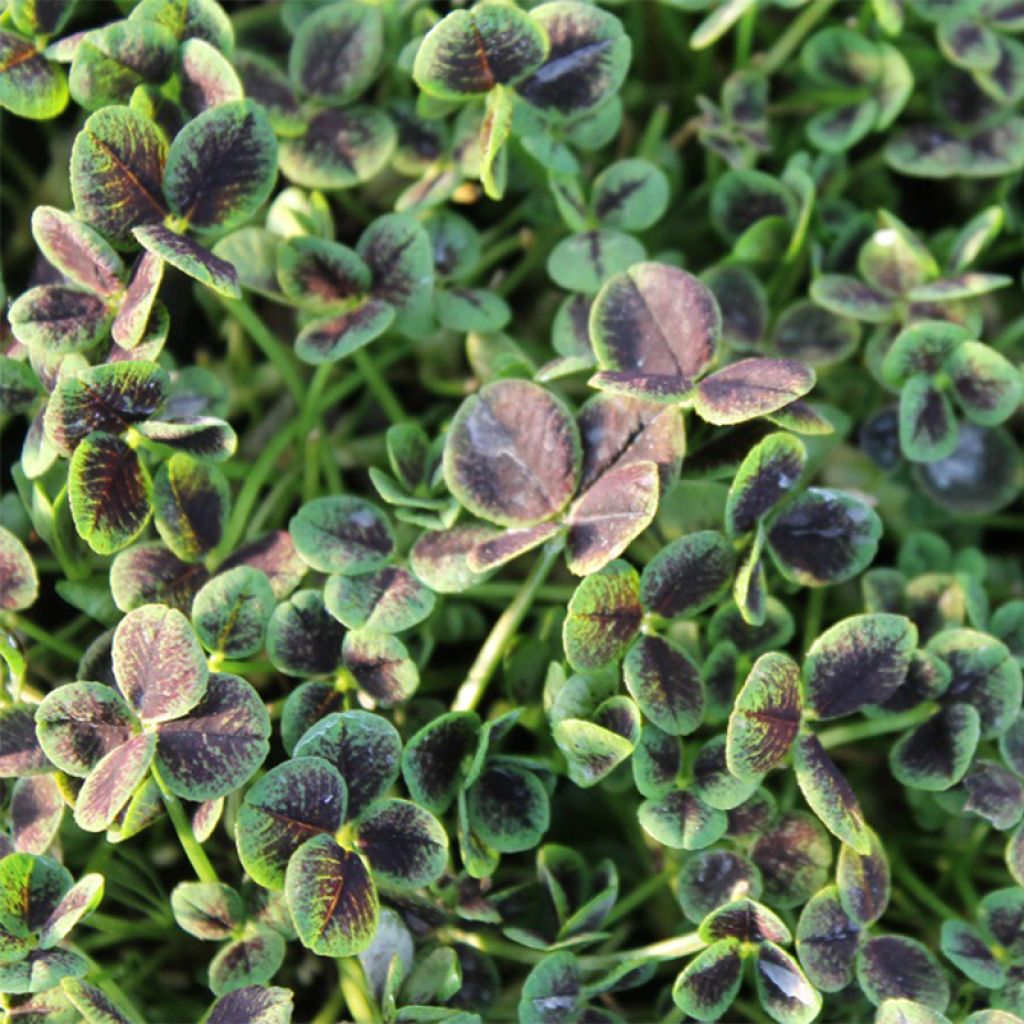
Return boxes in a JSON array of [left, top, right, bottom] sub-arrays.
[[1, 0, 1024, 1021]]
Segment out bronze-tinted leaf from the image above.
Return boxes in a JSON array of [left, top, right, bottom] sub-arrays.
[[767, 488, 882, 588], [444, 379, 581, 528], [577, 394, 684, 493], [796, 886, 862, 993], [45, 361, 168, 456], [286, 834, 378, 956], [517, 2, 630, 120], [68, 433, 153, 555], [155, 673, 270, 801], [726, 652, 802, 780], [856, 935, 951, 1011], [802, 614, 917, 720], [70, 105, 167, 244], [110, 543, 209, 613], [112, 603, 208, 723], [794, 733, 872, 854], [695, 358, 816, 426], [413, 5, 548, 99], [565, 460, 659, 576], [624, 634, 705, 736], [640, 531, 735, 620], [163, 99, 278, 232], [590, 262, 720, 381], [562, 560, 643, 672]]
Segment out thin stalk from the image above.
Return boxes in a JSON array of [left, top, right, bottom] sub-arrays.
[[248, 466, 301, 538], [473, 233, 526, 282], [152, 766, 220, 885], [981, 514, 1024, 530], [817, 704, 935, 750], [217, 425, 297, 557], [451, 539, 565, 712], [55, 613, 92, 642], [215, 658, 276, 675], [221, 297, 305, 407], [311, 985, 345, 1024], [463, 582, 577, 603], [951, 822, 989, 910], [9, 616, 84, 662], [478, 197, 532, 248], [48, 484, 89, 582], [890, 857, 961, 920], [993, 314, 1024, 354], [668, 115, 703, 151], [603, 868, 675, 928], [217, 345, 408, 558], [443, 928, 704, 968], [638, 102, 671, 161], [229, 3, 282, 32], [802, 588, 824, 654], [758, 0, 838, 75], [735, 2, 758, 66], [353, 347, 406, 424], [495, 229, 558, 297], [320, 433, 344, 494], [302, 364, 333, 503], [81, 912, 173, 936], [74, 948, 147, 1024], [317, 342, 409, 413], [339, 957, 380, 1023]]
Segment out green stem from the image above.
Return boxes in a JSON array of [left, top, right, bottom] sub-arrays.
[[603, 867, 675, 928], [152, 766, 220, 885], [495, 229, 559, 298], [451, 539, 565, 712], [993, 314, 1024, 354], [735, 2, 758, 66], [951, 822, 989, 910], [214, 658, 276, 675], [302, 364, 333, 503], [317, 343, 409, 412], [463, 582, 577, 603], [816, 704, 935, 750], [339, 957, 380, 1023], [74, 949, 147, 1024], [221, 297, 305, 407], [890, 857, 961, 920], [81, 912, 173, 936], [311, 984, 345, 1024], [248, 466, 301, 537], [578, 931, 705, 967], [2, 144, 38, 194], [473, 233, 526, 281], [49, 484, 89, 582], [638, 102, 671, 161], [9, 615, 84, 662], [443, 928, 704, 968], [479, 197, 532, 248], [320, 432, 343, 494], [352, 347, 406, 424], [980, 515, 1024, 530], [802, 588, 824, 654], [217, 424, 297, 557], [217, 346, 407, 559], [758, 0, 838, 75]]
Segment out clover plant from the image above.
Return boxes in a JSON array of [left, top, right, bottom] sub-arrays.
[[1, 0, 1023, 1021]]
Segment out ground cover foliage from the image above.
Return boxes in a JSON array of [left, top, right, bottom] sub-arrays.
[[1, 0, 1024, 1021]]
